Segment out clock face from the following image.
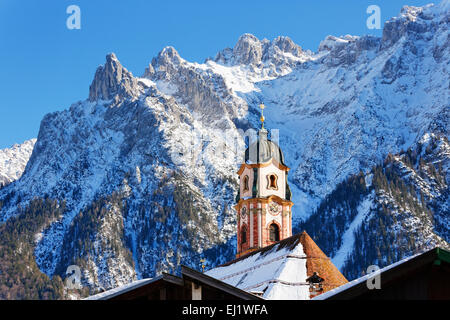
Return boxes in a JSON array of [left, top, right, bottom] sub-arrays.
[[269, 202, 281, 215]]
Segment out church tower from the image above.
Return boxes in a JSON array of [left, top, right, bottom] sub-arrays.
[[235, 104, 293, 258]]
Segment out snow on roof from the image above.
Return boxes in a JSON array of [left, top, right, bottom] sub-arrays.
[[206, 238, 309, 300], [311, 251, 423, 300], [84, 276, 161, 300], [205, 232, 348, 300]]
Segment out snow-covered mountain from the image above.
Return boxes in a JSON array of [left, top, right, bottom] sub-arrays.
[[0, 139, 36, 188], [299, 132, 449, 279], [0, 1, 448, 299]]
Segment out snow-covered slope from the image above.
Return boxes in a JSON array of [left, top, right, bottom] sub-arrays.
[[299, 132, 449, 279], [0, 139, 36, 187], [0, 1, 448, 298]]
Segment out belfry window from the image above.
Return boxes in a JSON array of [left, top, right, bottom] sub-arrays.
[[269, 223, 280, 242], [241, 226, 247, 243], [243, 175, 249, 192], [267, 174, 278, 190]]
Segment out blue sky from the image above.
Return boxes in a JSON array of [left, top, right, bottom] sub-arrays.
[[0, 0, 435, 148]]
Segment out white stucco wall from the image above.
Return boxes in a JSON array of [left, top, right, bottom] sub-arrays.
[[240, 167, 254, 198], [258, 163, 286, 198]]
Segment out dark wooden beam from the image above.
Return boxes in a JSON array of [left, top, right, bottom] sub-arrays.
[[181, 265, 263, 300]]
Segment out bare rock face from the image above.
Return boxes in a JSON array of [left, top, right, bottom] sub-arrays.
[[153, 46, 183, 67], [229, 34, 306, 66], [89, 53, 141, 102], [150, 46, 184, 82], [318, 35, 359, 67], [214, 34, 312, 76], [143, 63, 155, 78], [270, 36, 303, 57], [232, 33, 263, 65], [147, 45, 241, 126], [381, 5, 434, 50]]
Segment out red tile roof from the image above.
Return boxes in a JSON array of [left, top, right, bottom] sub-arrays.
[[299, 231, 348, 293]]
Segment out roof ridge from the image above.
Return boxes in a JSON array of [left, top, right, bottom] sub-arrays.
[[218, 253, 306, 281], [299, 231, 329, 259], [218, 233, 305, 267]]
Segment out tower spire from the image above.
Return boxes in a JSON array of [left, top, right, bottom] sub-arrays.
[[259, 103, 266, 130]]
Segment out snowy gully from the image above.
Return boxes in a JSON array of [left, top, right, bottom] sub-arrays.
[[181, 304, 269, 318]]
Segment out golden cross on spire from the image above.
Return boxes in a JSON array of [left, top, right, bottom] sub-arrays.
[[200, 259, 206, 273], [259, 103, 266, 129]]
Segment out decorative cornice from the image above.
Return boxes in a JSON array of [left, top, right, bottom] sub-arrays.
[[237, 158, 290, 175], [236, 195, 293, 206]]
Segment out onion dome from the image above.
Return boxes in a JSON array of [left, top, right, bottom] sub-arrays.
[[244, 128, 286, 165]]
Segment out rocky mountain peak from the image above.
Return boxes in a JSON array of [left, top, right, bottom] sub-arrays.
[[148, 46, 185, 81], [88, 53, 140, 102], [232, 33, 263, 65], [152, 46, 183, 69], [380, 1, 447, 50], [271, 36, 303, 56], [106, 52, 119, 63], [215, 33, 309, 69]]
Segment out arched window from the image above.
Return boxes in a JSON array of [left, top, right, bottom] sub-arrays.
[[267, 174, 278, 190], [270, 175, 277, 188], [269, 223, 280, 242], [243, 175, 249, 192], [241, 225, 247, 244]]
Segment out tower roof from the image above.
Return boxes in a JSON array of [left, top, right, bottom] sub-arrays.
[[205, 231, 348, 300], [244, 129, 286, 166]]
